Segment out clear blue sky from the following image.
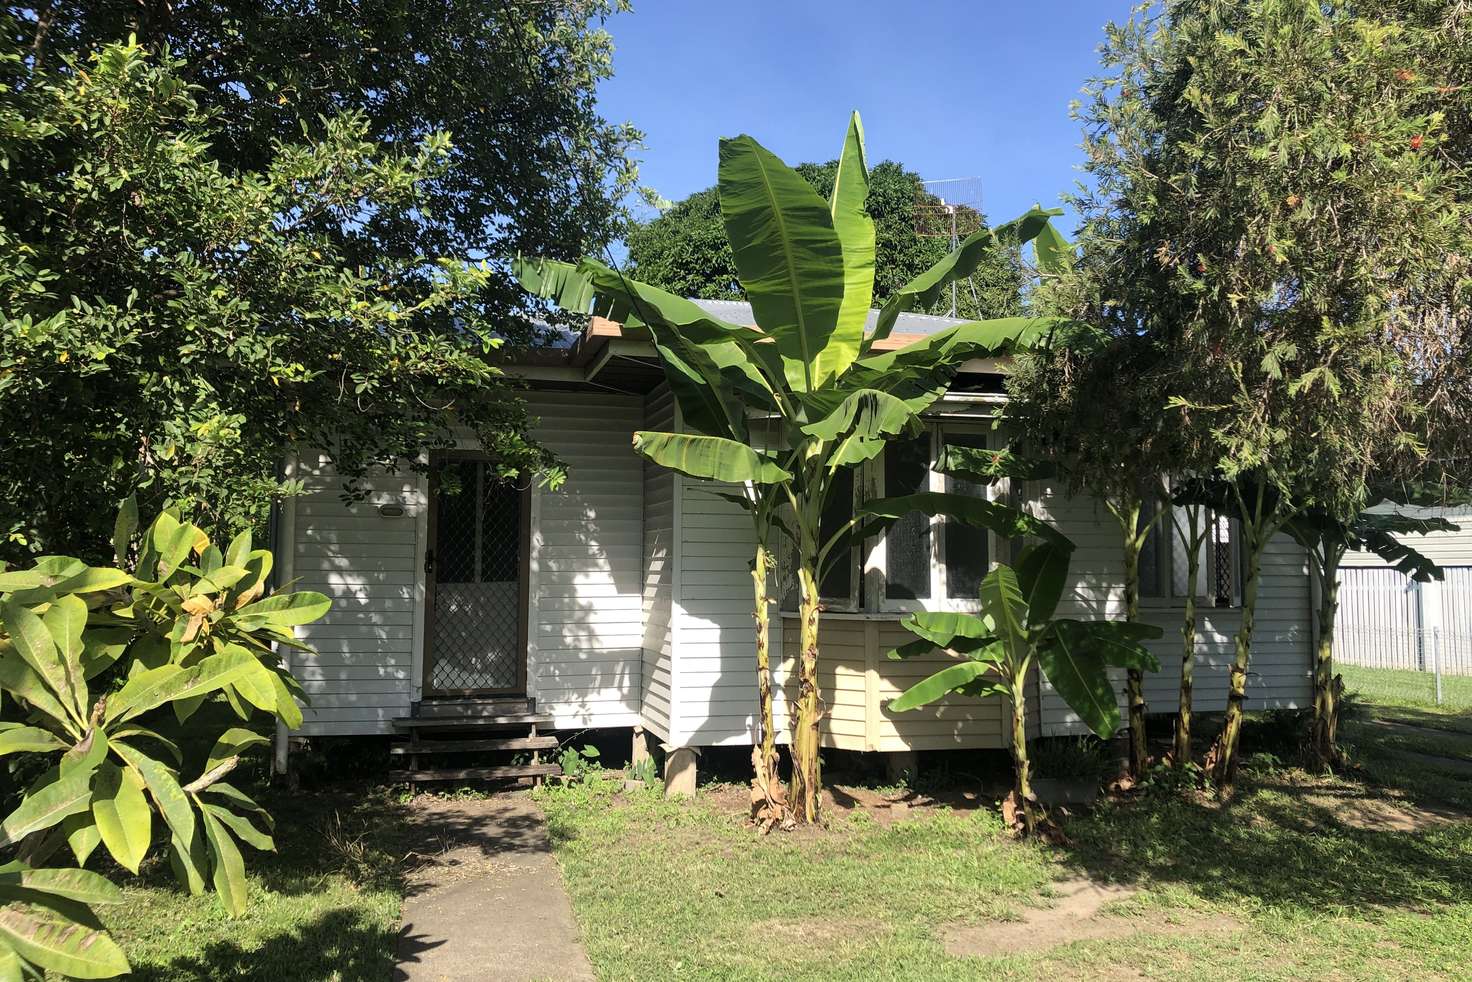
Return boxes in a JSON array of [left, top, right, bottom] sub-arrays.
[[596, 0, 1135, 236]]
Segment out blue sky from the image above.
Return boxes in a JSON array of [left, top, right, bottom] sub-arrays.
[[596, 0, 1135, 236]]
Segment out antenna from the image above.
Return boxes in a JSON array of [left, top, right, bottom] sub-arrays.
[[915, 177, 985, 317]]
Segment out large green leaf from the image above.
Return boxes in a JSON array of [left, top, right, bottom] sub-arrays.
[[859, 492, 1074, 552], [112, 741, 195, 848], [866, 205, 1061, 348], [231, 591, 331, 630], [800, 389, 916, 442], [897, 611, 994, 648], [0, 600, 76, 723], [980, 565, 1031, 668], [856, 316, 1063, 377], [0, 650, 82, 733], [63, 811, 102, 866], [41, 593, 89, 720], [206, 728, 270, 773], [1351, 517, 1448, 583], [0, 726, 66, 757], [91, 763, 152, 874], [1035, 624, 1124, 740], [0, 906, 129, 979], [1015, 543, 1072, 627], [632, 431, 791, 485], [888, 659, 998, 713], [719, 134, 845, 391], [1033, 218, 1073, 275], [1048, 620, 1162, 672], [0, 865, 122, 906], [106, 648, 255, 723], [200, 807, 248, 915], [817, 110, 874, 384], [202, 803, 274, 852], [0, 769, 94, 845], [112, 495, 139, 567]]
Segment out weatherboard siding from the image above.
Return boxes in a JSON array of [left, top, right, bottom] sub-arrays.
[[640, 387, 675, 741]]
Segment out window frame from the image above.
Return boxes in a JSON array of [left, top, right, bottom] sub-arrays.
[[1139, 500, 1243, 610]]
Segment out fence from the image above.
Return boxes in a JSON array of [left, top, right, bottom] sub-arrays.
[[1334, 565, 1472, 706]]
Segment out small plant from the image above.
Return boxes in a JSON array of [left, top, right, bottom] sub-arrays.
[[1139, 759, 1206, 797], [1031, 736, 1113, 781], [557, 743, 602, 783], [627, 755, 658, 785]]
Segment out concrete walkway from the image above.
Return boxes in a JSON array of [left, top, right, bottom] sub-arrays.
[[393, 794, 595, 982]]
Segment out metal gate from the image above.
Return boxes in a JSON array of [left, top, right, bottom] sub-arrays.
[[424, 454, 528, 695]]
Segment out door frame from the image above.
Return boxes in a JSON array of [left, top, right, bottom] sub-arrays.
[[422, 450, 531, 697]]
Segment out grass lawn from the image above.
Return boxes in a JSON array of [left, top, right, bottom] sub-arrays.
[[99, 787, 410, 981], [537, 748, 1472, 980], [1340, 663, 1472, 719]]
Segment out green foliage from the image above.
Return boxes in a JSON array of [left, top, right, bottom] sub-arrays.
[[627, 160, 1026, 320], [889, 549, 1161, 741], [0, 36, 558, 563], [557, 744, 603, 784], [0, 504, 322, 978]]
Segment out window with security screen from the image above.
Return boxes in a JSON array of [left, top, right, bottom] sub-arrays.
[[1139, 499, 1240, 607]]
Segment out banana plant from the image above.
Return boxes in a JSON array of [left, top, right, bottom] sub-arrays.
[[0, 505, 323, 978], [518, 111, 1073, 823], [1283, 506, 1455, 768], [888, 542, 1161, 836]]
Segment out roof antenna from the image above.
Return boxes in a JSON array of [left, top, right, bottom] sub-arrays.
[[915, 176, 985, 318]]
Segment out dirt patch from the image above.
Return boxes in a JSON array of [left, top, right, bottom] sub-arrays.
[[1300, 792, 1462, 832], [942, 878, 1238, 958], [750, 916, 887, 946]]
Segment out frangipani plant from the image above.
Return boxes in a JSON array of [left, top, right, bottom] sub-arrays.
[[0, 503, 320, 978], [518, 112, 1074, 823], [889, 541, 1161, 836]]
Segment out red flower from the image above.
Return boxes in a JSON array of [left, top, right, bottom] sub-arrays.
[[1411, 134, 1425, 150]]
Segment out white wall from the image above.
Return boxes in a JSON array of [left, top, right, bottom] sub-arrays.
[[1033, 485, 1313, 735], [640, 387, 675, 741], [1341, 505, 1472, 569], [289, 457, 423, 735]]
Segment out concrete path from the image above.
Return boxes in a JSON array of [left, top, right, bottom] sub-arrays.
[[393, 794, 595, 982]]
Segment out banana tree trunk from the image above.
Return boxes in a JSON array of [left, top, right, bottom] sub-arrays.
[[789, 561, 823, 823], [750, 543, 786, 825], [1175, 514, 1202, 768], [1209, 519, 1266, 796], [1009, 674, 1043, 837], [1120, 505, 1149, 780], [1310, 544, 1345, 769]]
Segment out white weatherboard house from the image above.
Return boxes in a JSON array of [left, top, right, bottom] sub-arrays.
[[276, 301, 1318, 784]]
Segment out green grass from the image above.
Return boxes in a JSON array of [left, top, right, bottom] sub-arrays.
[[99, 787, 409, 981], [538, 752, 1472, 981], [1340, 663, 1472, 716]]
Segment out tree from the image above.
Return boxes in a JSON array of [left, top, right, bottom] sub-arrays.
[[9, 1, 640, 331], [627, 160, 1025, 320], [889, 546, 1160, 837], [0, 38, 554, 564], [519, 112, 1067, 823], [0, 504, 322, 978], [1067, 0, 1468, 793]]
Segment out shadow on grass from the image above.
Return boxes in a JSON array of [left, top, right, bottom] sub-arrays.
[[128, 907, 410, 982], [1058, 769, 1472, 917]]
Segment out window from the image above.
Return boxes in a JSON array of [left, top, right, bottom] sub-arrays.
[[874, 425, 1000, 610], [1139, 502, 1239, 607]]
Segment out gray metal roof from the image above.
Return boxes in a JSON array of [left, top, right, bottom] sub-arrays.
[[689, 298, 967, 335]]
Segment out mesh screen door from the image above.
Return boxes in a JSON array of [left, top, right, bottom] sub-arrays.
[[425, 455, 527, 695]]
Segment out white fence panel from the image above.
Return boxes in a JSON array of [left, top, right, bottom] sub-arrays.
[[1335, 565, 1472, 678]]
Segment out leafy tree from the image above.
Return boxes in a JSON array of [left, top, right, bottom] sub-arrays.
[[520, 113, 1067, 823], [9, 1, 640, 325], [0, 504, 322, 977], [889, 544, 1160, 837], [0, 38, 553, 564], [1062, 0, 1469, 792], [627, 160, 1025, 320]]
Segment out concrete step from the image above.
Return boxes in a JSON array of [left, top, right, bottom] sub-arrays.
[[389, 736, 559, 755], [387, 764, 562, 783]]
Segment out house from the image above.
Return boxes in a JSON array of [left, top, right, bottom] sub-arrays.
[[1336, 504, 1472, 679], [273, 301, 1317, 784]]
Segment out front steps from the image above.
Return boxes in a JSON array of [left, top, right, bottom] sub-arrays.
[[389, 697, 561, 788]]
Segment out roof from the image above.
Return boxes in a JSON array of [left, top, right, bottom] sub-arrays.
[[688, 298, 970, 336]]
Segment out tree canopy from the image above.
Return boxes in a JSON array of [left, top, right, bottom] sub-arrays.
[[8, 0, 642, 338], [627, 159, 1026, 320], [0, 38, 552, 562]]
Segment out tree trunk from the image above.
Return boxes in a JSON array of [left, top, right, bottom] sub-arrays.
[[1009, 677, 1043, 836], [1120, 506, 1149, 780], [749, 543, 786, 826], [1208, 517, 1265, 796], [1174, 511, 1202, 768], [788, 562, 823, 823], [1309, 544, 1345, 769]]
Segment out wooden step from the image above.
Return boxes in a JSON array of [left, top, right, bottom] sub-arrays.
[[391, 713, 553, 729], [414, 698, 534, 719], [388, 736, 559, 755], [387, 764, 561, 783]]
